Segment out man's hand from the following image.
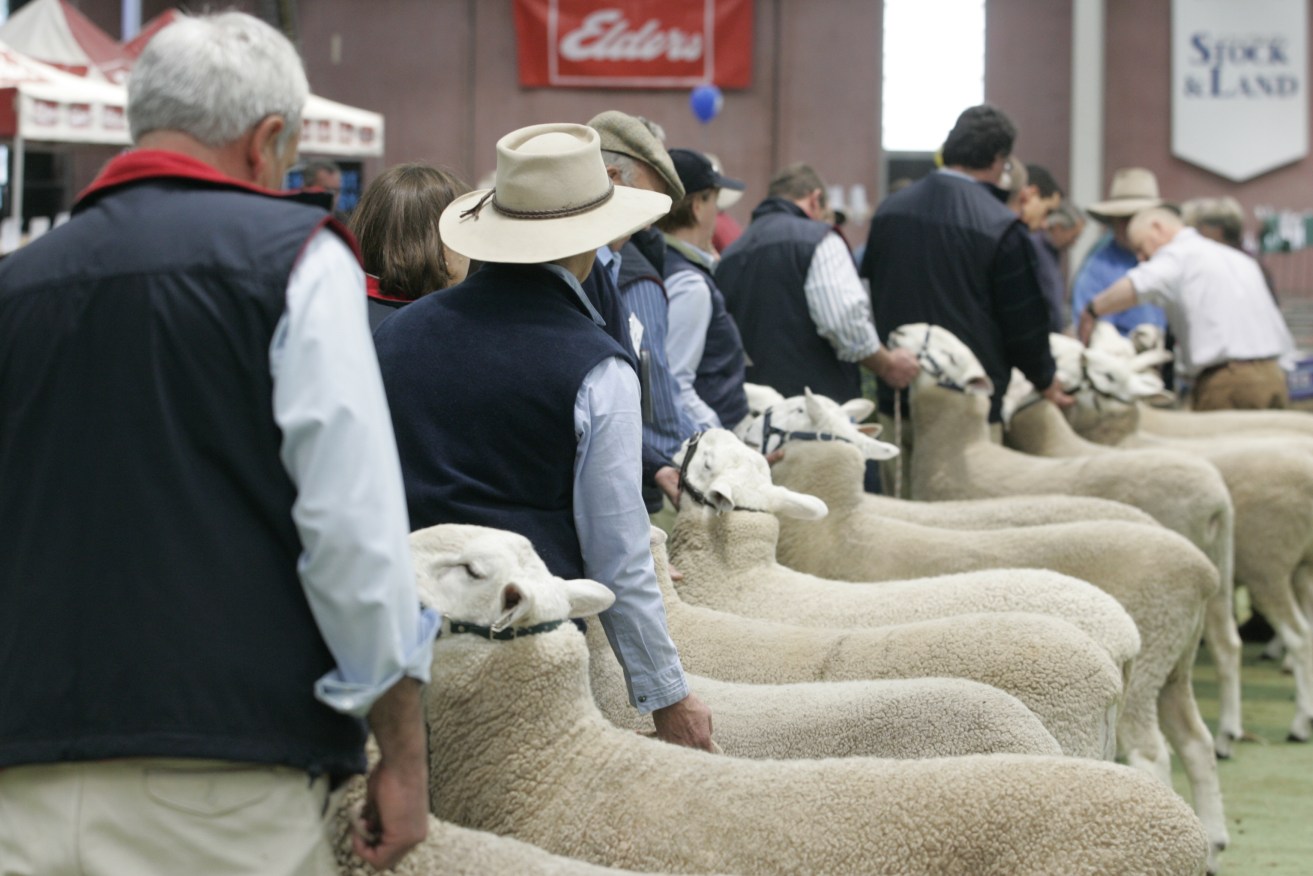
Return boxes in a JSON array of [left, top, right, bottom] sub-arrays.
[[1041, 378, 1075, 409], [651, 693, 715, 751], [355, 679, 428, 870], [868, 346, 920, 389], [653, 465, 681, 509]]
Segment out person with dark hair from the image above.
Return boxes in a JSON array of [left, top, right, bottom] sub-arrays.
[[859, 104, 1070, 492], [657, 147, 750, 431], [1034, 201, 1086, 333], [303, 158, 348, 220], [1019, 163, 1064, 231], [718, 161, 917, 406], [349, 162, 471, 329]]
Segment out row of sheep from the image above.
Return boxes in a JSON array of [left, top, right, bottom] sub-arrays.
[[331, 322, 1311, 875]]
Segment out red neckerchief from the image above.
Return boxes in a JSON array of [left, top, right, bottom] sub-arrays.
[[365, 274, 414, 304], [75, 149, 363, 263]]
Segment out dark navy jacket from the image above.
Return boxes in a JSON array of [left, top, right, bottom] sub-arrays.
[[0, 151, 365, 776], [718, 198, 853, 401], [373, 263, 628, 579]]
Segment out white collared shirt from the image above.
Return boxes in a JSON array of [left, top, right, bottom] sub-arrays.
[[1125, 227, 1294, 375], [272, 230, 438, 718]]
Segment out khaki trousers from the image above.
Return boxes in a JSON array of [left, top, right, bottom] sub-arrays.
[[1191, 359, 1288, 411], [0, 759, 337, 876]]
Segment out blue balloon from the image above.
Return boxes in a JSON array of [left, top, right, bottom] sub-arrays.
[[690, 84, 723, 124]]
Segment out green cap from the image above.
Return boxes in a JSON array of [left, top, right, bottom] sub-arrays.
[[587, 110, 685, 201]]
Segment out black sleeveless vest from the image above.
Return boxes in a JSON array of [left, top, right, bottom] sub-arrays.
[[661, 246, 749, 428], [0, 176, 365, 775], [717, 198, 853, 401], [860, 172, 1020, 421], [373, 263, 628, 579]]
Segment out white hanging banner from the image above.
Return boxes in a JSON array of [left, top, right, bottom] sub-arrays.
[[1172, 0, 1307, 182]]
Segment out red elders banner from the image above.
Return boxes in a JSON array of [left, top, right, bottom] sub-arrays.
[[514, 0, 753, 89]]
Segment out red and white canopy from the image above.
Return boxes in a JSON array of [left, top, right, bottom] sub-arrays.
[[124, 9, 384, 158], [0, 0, 133, 83], [0, 40, 128, 144]]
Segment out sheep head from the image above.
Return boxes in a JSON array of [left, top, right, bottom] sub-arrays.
[[736, 390, 897, 461], [410, 524, 614, 629], [672, 428, 828, 520], [743, 382, 787, 417], [887, 323, 994, 397]]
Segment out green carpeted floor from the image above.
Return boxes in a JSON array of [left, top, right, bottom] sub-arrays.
[[1171, 642, 1313, 874]]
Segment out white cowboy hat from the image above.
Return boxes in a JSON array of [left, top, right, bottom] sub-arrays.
[[1086, 167, 1163, 222], [440, 123, 671, 264]]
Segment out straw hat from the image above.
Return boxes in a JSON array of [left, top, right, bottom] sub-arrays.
[[1087, 167, 1163, 222], [441, 123, 672, 264]]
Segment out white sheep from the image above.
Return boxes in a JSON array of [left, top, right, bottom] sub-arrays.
[[668, 428, 1140, 672], [411, 522, 1210, 876], [586, 623, 1064, 759], [1018, 349, 1313, 744], [649, 525, 1123, 760], [329, 741, 689, 876], [768, 437, 1227, 861], [737, 387, 1162, 531]]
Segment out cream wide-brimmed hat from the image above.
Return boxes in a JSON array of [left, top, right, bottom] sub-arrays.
[[1086, 167, 1163, 222], [706, 153, 744, 209], [440, 123, 672, 264]]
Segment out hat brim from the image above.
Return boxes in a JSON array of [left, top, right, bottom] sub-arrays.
[[440, 186, 672, 264], [1086, 197, 1163, 222], [717, 187, 744, 209]]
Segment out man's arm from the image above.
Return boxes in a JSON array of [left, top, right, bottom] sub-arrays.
[[990, 224, 1066, 403], [271, 229, 435, 867], [573, 357, 713, 750], [664, 270, 722, 429], [1077, 276, 1139, 345], [803, 233, 919, 389], [354, 679, 428, 870]]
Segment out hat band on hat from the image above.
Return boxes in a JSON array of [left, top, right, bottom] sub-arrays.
[[459, 183, 616, 221]]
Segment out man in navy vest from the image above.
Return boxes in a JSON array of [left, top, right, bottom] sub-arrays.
[[374, 123, 714, 751], [860, 105, 1071, 490], [658, 148, 751, 432], [0, 12, 433, 875], [718, 162, 919, 405]]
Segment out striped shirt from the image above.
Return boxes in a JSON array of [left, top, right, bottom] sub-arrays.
[[805, 232, 882, 362]]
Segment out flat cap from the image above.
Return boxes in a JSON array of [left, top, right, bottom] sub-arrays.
[[587, 110, 685, 201]]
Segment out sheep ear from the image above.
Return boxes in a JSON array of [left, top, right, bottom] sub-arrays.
[[856, 422, 883, 438], [490, 581, 534, 632], [965, 376, 995, 397], [858, 437, 901, 461], [561, 578, 615, 619], [840, 398, 876, 423], [704, 477, 737, 513], [802, 387, 824, 420], [767, 485, 828, 520]]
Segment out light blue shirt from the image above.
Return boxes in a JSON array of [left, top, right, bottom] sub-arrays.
[[272, 230, 438, 718], [1071, 234, 1168, 336], [662, 235, 722, 429], [543, 262, 690, 713]]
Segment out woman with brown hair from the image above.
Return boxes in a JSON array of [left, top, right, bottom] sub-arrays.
[[350, 163, 471, 329]]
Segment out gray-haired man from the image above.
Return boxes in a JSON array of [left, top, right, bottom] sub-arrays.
[[0, 12, 432, 873]]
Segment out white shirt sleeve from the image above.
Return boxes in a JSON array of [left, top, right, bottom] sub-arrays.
[[803, 232, 881, 362], [663, 268, 722, 429], [269, 229, 438, 719], [1125, 246, 1183, 307], [574, 356, 689, 713]]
